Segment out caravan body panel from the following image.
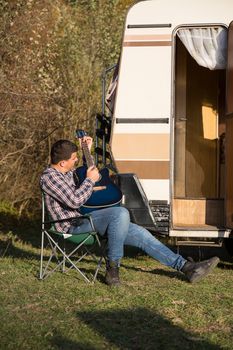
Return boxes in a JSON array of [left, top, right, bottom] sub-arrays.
[[111, 0, 233, 205]]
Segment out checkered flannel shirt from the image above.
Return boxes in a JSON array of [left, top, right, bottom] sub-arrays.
[[40, 167, 94, 233]]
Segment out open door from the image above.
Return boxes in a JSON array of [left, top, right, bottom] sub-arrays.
[[225, 21, 233, 228], [173, 30, 226, 229]]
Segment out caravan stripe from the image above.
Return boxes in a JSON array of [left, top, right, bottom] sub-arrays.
[[123, 34, 172, 47], [123, 41, 172, 47], [115, 160, 169, 179], [111, 134, 170, 159]]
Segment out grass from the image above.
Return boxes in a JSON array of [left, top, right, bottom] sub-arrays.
[[0, 213, 233, 350]]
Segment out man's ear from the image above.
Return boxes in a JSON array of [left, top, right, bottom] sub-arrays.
[[59, 160, 66, 168]]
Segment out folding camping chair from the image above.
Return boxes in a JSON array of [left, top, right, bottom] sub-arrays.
[[39, 193, 107, 283]]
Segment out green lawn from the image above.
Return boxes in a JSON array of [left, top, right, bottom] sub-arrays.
[[0, 216, 233, 350]]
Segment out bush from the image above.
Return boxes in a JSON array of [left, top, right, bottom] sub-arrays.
[[0, 0, 132, 216]]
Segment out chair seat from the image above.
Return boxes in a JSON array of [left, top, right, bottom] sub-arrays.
[[48, 228, 96, 245]]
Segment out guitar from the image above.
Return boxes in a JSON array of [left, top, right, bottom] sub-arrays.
[[75, 129, 122, 214]]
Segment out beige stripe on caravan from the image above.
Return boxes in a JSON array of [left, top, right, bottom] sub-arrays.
[[124, 41, 171, 47], [123, 34, 172, 47], [115, 160, 169, 179], [111, 134, 169, 159]]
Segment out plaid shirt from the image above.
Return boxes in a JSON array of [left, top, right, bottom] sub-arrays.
[[40, 167, 94, 233]]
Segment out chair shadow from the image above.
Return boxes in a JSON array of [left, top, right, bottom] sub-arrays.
[[51, 307, 223, 350]]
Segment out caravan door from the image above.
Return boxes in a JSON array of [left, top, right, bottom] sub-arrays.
[[225, 21, 233, 228]]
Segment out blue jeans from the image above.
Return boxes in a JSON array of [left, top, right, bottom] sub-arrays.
[[69, 207, 187, 271]]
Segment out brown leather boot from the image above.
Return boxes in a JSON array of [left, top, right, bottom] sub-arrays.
[[105, 261, 120, 286]]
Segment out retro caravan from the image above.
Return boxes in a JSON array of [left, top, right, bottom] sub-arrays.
[[95, 0, 233, 250]]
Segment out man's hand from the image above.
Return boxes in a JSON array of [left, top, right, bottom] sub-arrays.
[[86, 166, 100, 183]]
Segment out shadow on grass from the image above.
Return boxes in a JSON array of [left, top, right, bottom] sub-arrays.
[[169, 244, 233, 268], [124, 243, 233, 272], [0, 211, 41, 247], [51, 308, 223, 350], [1, 211, 232, 276], [120, 263, 185, 281], [0, 209, 42, 261], [52, 336, 96, 350], [217, 261, 233, 270], [0, 238, 40, 260]]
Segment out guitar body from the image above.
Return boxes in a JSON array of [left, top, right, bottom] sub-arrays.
[[75, 166, 122, 214]]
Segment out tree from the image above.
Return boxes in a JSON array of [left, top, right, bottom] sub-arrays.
[[0, 0, 133, 215]]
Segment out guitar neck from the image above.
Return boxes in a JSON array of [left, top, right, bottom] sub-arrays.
[[82, 142, 94, 168]]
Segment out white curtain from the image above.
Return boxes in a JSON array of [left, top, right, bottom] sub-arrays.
[[177, 27, 227, 70]]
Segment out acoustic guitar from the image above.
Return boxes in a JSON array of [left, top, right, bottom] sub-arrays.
[[75, 129, 122, 214]]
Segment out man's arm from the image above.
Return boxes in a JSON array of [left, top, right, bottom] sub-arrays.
[[41, 171, 94, 209]]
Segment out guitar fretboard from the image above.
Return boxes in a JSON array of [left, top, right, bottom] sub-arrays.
[[82, 141, 94, 168]]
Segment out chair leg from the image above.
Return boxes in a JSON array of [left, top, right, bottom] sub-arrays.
[[50, 233, 91, 282], [93, 255, 105, 282], [62, 235, 107, 283], [92, 237, 108, 282], [62, 243, 66, 273], [40, 232, 65, 280], [39, 231, 45, 280], [40, 230, 107, 283]]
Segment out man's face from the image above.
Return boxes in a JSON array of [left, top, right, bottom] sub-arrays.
[[61, 152, 78, 172]]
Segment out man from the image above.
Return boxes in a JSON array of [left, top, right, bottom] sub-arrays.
[[40, 138, 220, 286]]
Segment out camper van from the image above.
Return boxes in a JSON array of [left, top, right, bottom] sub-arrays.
[[95, 0, 233, 252]]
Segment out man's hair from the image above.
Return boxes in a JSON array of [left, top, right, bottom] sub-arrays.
[[50, 140, 78, 164]]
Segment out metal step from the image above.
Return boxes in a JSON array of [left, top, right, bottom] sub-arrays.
[[149, 201, 170, 232]]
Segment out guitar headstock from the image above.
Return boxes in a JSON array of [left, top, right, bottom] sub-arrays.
[[76, 129, 88, 139]]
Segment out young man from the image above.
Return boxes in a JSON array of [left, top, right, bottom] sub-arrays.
[[40, 138, 220, 286]]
